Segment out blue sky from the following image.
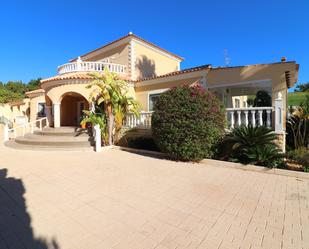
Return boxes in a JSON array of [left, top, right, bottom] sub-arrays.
[[0, 0, 307, 91]]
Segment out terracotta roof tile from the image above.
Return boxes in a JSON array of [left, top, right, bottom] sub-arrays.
[[40, 72, 95, 84], [70, 33, 184, 62], [40, 72, 130, 84], [25, 89, 45, 95], [135, 65, 211, 83], [9, 100, 25, 106]]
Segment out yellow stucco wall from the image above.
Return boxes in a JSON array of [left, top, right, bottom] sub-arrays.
[[135, 77, 201, 110], [207, 62, 298, 126], [133, 42, 180, 80], [29, 95, 46, 121], [0, 99, 30, 125], [85, 44, 130, 72]]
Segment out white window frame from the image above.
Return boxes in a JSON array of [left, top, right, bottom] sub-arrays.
[[147, 88, 169, 111]]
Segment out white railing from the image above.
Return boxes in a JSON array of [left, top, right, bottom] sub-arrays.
[[125, 106, 281, 131], [125, 112, 153, 129], [57, 61, 127, 75], [124, 95, 284, 133], [3, 117, 48, 141], [226, 107, 273, 129]]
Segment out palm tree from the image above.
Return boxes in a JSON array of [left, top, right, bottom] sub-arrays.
[[225, 125, 277, 151], [287, 95, 309, 149], [86, 68, 140, 145], [225, 125, 283, 167], [114, 94, 140, 143]]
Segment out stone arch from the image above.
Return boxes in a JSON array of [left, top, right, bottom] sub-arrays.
[[42, 81, 94, 127], [45, 82, 92, 105]]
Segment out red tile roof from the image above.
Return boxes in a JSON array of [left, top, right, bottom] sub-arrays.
[[70, 33, 184, 62], [40, 72, 130, 84], [25, 89, 45, 95], [135, 65, 211, 82], [40, 72, 95, 84]]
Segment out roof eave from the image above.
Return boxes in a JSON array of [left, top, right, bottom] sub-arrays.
[[69, 33, 184, 62]]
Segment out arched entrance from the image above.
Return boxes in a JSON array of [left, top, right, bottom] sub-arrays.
[[60, 92, 89, 126]]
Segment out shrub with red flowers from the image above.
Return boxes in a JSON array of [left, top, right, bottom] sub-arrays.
[[151, 85, 226, 161]]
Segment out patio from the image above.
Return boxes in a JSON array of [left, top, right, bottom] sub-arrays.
[[0, 145, 308, 249]]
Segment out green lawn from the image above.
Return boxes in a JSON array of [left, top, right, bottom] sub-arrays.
[[288, 92, 308, 106]]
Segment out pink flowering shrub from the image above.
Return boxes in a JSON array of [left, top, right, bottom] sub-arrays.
[[152, 85, 226, 161]]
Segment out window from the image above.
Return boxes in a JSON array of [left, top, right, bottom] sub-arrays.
[[149, 93, 161, 111], [37, 103, 46, 117]]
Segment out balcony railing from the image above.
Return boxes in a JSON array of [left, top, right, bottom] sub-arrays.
[[57, 61, 127, 75], [126, 112, 153, 129], [226, 107, 273, 129], [125, 105, 283, 132]]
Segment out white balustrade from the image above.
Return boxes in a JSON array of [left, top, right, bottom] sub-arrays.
[[125, 112, 153, 129], [226, 107, 273, 130], [125, 107, 276, 131], [57, 61, 127, 75], [4, 117, 48, 142]]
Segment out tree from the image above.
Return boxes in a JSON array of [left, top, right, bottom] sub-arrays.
[[5, 81, 27, 95], [27, 78, 42, 92], [253, 90, 272, 107], [0, 78, 41, 103], [0, 88, 24, 103], [86, 68, 140, 145], [295, 82, 309, 92]]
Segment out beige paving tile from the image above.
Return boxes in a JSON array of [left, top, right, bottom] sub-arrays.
[[0, 145, 309, 249]]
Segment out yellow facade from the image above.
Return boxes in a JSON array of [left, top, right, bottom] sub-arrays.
[[21, 34, 298, 134], [133, 41, 180, 80]]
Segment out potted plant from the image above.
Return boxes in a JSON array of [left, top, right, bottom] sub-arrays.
[[79, 113, 87, 129]]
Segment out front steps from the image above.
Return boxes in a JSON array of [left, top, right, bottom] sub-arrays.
[[5, 127, 95, 151]]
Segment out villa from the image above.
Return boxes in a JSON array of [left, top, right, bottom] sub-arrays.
[[4, 32, 299, 151]]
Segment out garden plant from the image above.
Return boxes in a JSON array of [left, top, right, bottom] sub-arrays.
[[152, 85, 225, 161]]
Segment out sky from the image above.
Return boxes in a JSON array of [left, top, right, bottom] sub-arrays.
[[0, 0, 308, 91]]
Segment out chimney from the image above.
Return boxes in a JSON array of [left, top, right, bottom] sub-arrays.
[[281, 56, 286, 62]]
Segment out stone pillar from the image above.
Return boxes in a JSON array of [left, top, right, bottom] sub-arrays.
[[45, 106, 53, 127], [274, 92, 286, 152], [53, 103, 61, 128], [275, 92, 283, 133]]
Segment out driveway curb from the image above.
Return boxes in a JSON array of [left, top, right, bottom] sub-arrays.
[[201, 159, 309, 180]]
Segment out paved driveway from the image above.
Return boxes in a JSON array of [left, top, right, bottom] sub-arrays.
[[0, 145, 308, 249]]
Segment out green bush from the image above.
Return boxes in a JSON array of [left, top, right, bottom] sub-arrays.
[[151, 85, 225, 161], [286, 94, 309, 149], [127, 137, 159, 151], [224, 125, 283, 168], [286, 148, 309, 172]]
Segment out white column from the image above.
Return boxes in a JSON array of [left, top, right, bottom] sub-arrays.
[[237, 111, 242, 126], [266, 110, 272, 128], [45, 106, 52, 127], [258, 110, 263, 126], [251, 110, 256, 127], [244, 111, 249, 126], [230, 111, 235, 129], [3, 124, 9, 142], [53, 103, 61, 128], [275, 92, 283, 132], [94, 124, 101, 152]]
